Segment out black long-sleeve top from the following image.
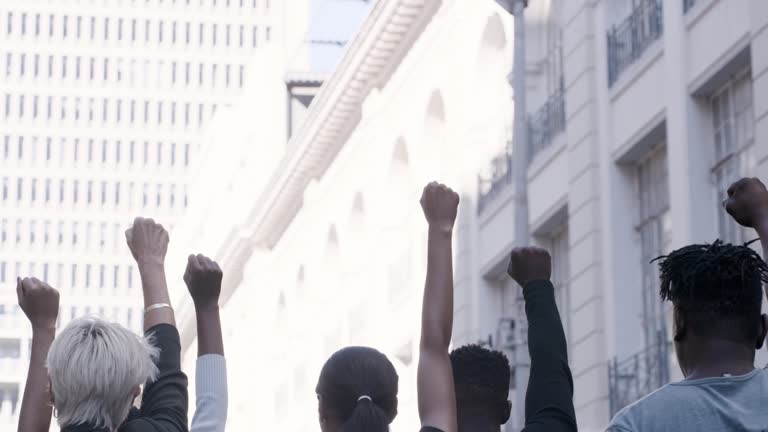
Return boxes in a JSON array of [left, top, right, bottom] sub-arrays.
[[419, 280, 576, 432], [62, 324, 189, 432]]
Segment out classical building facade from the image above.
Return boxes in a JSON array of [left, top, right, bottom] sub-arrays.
[[173, 0, 768, 430]]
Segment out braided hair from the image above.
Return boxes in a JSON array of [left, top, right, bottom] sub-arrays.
[[654, 240, 768, 341]]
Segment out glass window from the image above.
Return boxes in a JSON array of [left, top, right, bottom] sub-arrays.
[[1, 219, 6, 243], [103, 17, 109, 40], [16, 178, 23, 201], [113, 265, 119, 289], [239, 25, 244, 47], [15, 220, 21, 243], [35, 14, 40, 36], [30, 221, 36, 244], [50, 15, 55, 38], [99, 223, 106, 248], [145, 19, 150, 43], [34, 54, 39, 77], [100, 181, 107, 204], [142, 183, 148, 207], [172, 21, 177, 44], [157, 142, 162, 166], [30, 178, 37, 202], [199, 22, 204, 45], [115, 140, 121, 164], [45, 179, 51, 202], [143, 141, 149, 165], [127, 265, 133, 290], [86, 222, 92, 247], [131, 19, 136, 41], [118, 18, 123, 41], [44, 220, 50, 244], [225, 64, 231, 87], [1, 177, 6, 200], [72, 221, 78, 245], [144, 100, 149, 124], [198, 62, 204, 86], [128, 182, 135, 208], [170, 184, 176, 208], [129, 141, 135, 164], [58, 180, 64, 204], [99, 265, 105, 288], [0, 262, 5, 283], [712, 69, 754, 244], [62, 15, 68, 38], [90, 16, 96, 40], [156, 183, 162, 207], [58, 221, 64, 244], [239, 65, 245, 87], [87, 180, 93, 203], [71, 264, 77, 287], [158, 21, 164, 43], [7, 12, 12, 35], [225, 24, 230, 46], [101, 140, 107, 163], [266, 27, 270, 41], [73, 180, 79, 203], [76, 16, 82, 39], [186, 22, 190, 45], [85, 264, 91, 288], [114, 182, 120, 205]]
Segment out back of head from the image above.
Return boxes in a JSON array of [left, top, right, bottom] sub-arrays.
[[450, 344, 511, 427], [316, 346, 398, 432], [47, 317, 159, 430], [657, 240, 768, 343]]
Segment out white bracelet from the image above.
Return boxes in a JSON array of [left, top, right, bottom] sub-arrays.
[[144, 303, 173, 314]]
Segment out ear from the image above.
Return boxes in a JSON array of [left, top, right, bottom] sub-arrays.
[[501, 400, 512, 424], [757, 314, 768, 350]]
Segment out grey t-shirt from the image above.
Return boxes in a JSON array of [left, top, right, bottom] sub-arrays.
[[606, 368, 768, 432]]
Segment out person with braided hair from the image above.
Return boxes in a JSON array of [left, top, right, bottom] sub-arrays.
[[607, 240, 768, 431]]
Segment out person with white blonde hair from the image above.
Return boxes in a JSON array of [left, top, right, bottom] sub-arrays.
[[17, 217, 188, 432]]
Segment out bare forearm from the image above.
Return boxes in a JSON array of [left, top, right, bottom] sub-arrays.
[[420, 227, 454, 351], [196, 305, 224, 357], [139, 263, 175, 329], [18, 327, 55, 432], [755, 221, 768, 260]]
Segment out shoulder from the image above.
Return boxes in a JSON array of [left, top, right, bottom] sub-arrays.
[[606, 384, 679, 430]]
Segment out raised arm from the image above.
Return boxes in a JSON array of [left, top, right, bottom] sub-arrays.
[[185, 254, 228, 432], [417, 182, 459, 432], [507, 247, 576, 432], [126, 217, 175, 330], [16, 277, 59, 432], [125, 217, 188, 431], [724, 177, 768, 259]]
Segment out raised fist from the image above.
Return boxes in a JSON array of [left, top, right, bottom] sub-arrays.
[[184, 254, 223, 308], [723, 177, 768, 229], [420, 182, 460, 233], [125, 217, 169, 265], [17, 277, 60, 330], [507, 247, 552, 287]]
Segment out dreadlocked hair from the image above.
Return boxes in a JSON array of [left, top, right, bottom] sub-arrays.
[[654, 239, 768, 340]]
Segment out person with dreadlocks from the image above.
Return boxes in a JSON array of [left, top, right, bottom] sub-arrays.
[[606, 240, 768, 431]]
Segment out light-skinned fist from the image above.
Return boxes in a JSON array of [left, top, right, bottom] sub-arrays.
[[420, 182, 460, 233], [125, 217, 169, 266], [507, 247, 552, 287], [723, 177, 768, 230], [184, 254, 223, 309], [17, 277, 60, 330]]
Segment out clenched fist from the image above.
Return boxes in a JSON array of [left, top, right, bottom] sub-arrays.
[[125, 217, 169, 265], [420, 182, 460, 233], [507, 247, 552, 287], [17, 277, 60, 330], [184, 254, 223, 308], [723, 177, 768, 230]]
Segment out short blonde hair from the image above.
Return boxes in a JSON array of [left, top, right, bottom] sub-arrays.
[[47, 317, 159, 430]]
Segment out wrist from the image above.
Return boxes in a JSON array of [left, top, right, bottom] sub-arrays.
[[32, 324, 56, 335], [194, 301, 220, 315], [428, 225, 453, 237]]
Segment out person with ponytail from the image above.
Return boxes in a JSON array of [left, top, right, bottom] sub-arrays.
[[316, 346, 399, 432]]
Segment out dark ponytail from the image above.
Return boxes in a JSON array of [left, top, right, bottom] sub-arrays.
[[316, 346, 399, 432]]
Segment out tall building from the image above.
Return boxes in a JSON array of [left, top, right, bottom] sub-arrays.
[[172, 0, 768, 430], [0, 0, 308, 427]]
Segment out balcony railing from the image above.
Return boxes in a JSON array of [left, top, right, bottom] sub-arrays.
[[683, 0, 697, 13], [477, 147, 513, 213], [608, 331, 671, 417], [607, 0, 663, 86], [528, 87, 566, 160]]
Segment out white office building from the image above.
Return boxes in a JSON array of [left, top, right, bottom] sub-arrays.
[[0, 0, 309, 428], [173, 0, 768, 430]]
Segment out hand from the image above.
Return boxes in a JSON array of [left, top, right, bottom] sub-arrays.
[[420, 182, 460, 233], [723, 177, 768, 230], [125, 217, 169, 266], [507, 247, 552, 287], [17, 278, 60, 330], [184, 254, 223, 309]]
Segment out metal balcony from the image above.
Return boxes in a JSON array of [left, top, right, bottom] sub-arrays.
[[607, 0, 663, 86], [608, 331, 671, 417], [477, 147, 514, 213], [528, 87, 566, 160]]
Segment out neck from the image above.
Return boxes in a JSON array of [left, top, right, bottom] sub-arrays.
[[457, 416, 499, 432], [681, 338, 756, 380]]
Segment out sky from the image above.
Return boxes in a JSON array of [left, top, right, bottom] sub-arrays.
[[305, 0, 374, 73]]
